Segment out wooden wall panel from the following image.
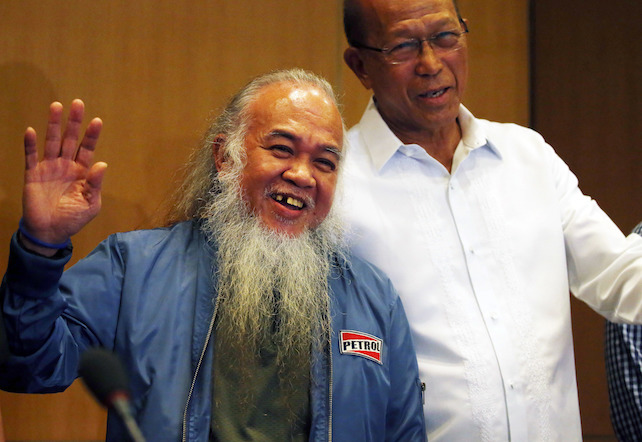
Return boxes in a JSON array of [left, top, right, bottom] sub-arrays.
[[533, 0, 642, 439], [460, 0, 530, 126], [0, 1, 528, 440]]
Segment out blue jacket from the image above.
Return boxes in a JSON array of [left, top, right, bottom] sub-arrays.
[[1, 221, 426, 441]]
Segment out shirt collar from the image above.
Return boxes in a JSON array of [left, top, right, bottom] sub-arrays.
[[357, 98, 404, 171], [358, 97, 502, 171], [457, 104, 502, 157]]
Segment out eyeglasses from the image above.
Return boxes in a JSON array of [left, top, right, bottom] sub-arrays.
[[353, 20, 469, 65]]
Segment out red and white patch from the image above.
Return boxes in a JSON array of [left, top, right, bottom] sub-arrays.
[[339, 330, 383, 364]]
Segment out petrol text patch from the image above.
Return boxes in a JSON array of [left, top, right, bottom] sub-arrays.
[[339, 330, 383, 364]]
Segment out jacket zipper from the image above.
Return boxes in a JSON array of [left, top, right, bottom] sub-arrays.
[[181, 296, 221, 442], [327, 303, 333, 442]]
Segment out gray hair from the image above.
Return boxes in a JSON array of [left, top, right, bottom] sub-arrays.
[[164, 68, 344, 226]]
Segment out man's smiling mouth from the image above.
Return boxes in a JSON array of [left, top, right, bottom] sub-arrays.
[[273, 193, 304, 209], [420, 88, 447, 98]]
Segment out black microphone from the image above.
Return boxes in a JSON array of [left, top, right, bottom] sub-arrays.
[[79, 347, 146, 442]]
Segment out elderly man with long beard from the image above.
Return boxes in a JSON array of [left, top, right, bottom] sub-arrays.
[[0, 69, 426, 441]]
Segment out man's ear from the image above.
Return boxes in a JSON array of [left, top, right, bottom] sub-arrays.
[[344, 47, 373, 90], [212, 135, 227, 172]]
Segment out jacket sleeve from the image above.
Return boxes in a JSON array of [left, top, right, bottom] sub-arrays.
[[385, 292, 427, 441], [0, 232, 123, 393]]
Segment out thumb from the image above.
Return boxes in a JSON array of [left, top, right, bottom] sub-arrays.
[[85, 162, 108, 204]]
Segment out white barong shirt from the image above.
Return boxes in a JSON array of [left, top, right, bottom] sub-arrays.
[[341, 99, 642, 441]]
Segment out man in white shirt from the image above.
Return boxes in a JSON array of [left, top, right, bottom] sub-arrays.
[[341, 0, 642, 440]]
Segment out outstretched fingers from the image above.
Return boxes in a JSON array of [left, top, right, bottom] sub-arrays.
[[24, 127, 38, 171], [60, 99, 86, 159], [74, 117, 103, 168], [30, 99, 103, 172], [42, 101, 64, 160]]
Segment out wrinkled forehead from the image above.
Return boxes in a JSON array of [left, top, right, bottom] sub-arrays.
[[361, 0, 459, 35], [247, 82, 344, 149]]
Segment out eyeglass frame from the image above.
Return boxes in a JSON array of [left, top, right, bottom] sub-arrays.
[[351, 19, 469, 65]]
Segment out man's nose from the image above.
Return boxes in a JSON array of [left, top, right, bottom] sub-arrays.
[[282, 160, 315, 188], [415, 41, 443, 75]]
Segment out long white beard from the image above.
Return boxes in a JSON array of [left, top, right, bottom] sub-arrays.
[[201, 165, 346, 381]]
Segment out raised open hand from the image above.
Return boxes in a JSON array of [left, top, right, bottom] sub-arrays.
[[21, 99, 107, 251]]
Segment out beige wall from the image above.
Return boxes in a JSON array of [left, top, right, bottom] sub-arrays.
[[0, 1, 528, 439]]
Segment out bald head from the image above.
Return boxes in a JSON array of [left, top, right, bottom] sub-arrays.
[[343, 0, 462, 46]]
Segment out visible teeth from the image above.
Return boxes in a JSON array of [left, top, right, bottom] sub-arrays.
[[274, 194, 304, 208], [286, 197, 303, 208], [428, 89, 445, 98]]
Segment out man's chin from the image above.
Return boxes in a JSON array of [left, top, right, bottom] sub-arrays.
[[259, 216, 314, 238]]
